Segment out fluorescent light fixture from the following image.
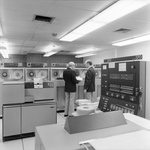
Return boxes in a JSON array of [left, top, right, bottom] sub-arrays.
[[61, 21, 106, 42], [92, 0, 150, 23], [0, 48, 9, 58], [43, 51, 57, 57], [0, 40, 8, 48], [73, 20, 105, 35], [74, 48, 95, 54], [75, 53, 96, 58], [60, 0, 150, 42], [0, 40, 9, 58], [112, 34, 150, 46], [60, 21, 105, 42], [60, 33, 84, 42]]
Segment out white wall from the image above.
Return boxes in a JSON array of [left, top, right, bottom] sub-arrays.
[[116, 41, 150, 61], [83, 40, 150, 63], [83, 48, 116, 64]]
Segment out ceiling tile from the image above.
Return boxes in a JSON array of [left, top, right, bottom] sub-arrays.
[[8, 39, 24, 45], [23, 40, 39, 46], [56, 1, 116, 12], [8, 47, 21, 54], [1, 0, 53, 14], [3, 26, 36, 34], [0, 0, 150, 55], [2, 20, 40, 30]]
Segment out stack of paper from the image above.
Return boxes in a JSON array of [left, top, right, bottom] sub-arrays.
[[76, 76, 83, 81]]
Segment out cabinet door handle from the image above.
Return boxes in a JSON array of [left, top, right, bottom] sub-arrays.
[[50, 106, 54, 108]]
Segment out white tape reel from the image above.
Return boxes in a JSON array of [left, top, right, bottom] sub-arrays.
[[37, 70, 48, 79], [12, 70, 23, 80]]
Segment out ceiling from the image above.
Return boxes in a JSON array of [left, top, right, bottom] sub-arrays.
[[0, 0, 150, 56]]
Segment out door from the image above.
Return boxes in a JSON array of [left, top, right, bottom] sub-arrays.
[[22, 103, 56, 134], [3, 105, 21, 137]]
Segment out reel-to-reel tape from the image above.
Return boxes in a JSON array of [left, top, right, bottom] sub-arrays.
[[12, 70, 23, 80], [25, 68, 49, 81], [51, 69, 64, 80], [0, 69, 24, 81]]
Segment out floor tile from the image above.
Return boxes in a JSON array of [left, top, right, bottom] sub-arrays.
[[22, 137, 35, 150], [58, 112, 65, 119], [0, 113, 66, 150], [57, 113, 65, 124], [0, 139, 23, 150]]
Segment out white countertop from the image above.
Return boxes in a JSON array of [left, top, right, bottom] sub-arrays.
[[124, 113, 150, 130], [35, 113, 147, 150]]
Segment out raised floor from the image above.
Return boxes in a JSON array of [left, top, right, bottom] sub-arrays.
[[0, 112, 66, 150]]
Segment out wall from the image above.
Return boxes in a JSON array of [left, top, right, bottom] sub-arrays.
[[0, 55, 26, 63], [0, 54, 83, 66], [116, 41, 150, 61], [83, 40, 150, 64], [26, 54, 83, 66], [83, 48, 116, 64]]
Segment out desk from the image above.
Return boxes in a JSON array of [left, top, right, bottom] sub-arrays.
[[35, 113, 150, 150]]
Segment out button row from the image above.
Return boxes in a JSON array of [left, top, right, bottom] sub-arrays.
[[110, 104, 134, 114]]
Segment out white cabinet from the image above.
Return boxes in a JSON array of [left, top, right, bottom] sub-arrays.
[[22, 103, 57, 133], [3, 105, 21, 137], [3, 101, 57, 141], [2, 82, 24, 104]]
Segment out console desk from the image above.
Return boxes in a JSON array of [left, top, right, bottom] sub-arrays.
[[35, 113, 150, 150]]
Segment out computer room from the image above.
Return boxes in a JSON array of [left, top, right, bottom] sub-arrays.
[[0, 0, 150, 150]]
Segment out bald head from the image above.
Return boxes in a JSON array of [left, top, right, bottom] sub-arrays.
[[68, 62, 75, 70], [68, 62, 75, 67]]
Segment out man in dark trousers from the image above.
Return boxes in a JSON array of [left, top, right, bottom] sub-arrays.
[[63, 62, 80, 117], [84, 60, 96, 102]]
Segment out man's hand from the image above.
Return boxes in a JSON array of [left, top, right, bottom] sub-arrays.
[[84, 89, 87, 93]]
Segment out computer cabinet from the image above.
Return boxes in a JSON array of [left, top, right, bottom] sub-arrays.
[[3, 105, 21, 137], [22, 102, 56, 134], [2, 101, 57, 141]]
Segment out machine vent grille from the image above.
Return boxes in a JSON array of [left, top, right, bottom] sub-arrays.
[[33, 15, 55, 23]]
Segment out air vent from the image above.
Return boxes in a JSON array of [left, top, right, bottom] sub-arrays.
[[60, 50, 70, 53], [114, 28, 132, 33], [33, 15, 55, 23], [56, 50, 72, 55]]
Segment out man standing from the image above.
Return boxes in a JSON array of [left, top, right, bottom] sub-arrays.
[[84, 60, 96, 102], [63, 62, 79, 117]]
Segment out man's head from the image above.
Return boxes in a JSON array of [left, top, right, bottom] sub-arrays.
[[85, 60, 92, 68], [68, 62, 75, 70]]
